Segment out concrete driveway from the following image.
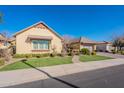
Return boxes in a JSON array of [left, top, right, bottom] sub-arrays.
[[0, 58, 124, 88], [97, 52, 124, 59]]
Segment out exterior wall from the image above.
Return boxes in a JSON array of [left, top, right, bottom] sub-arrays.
[[80, 43, 95, 52], [96, 44, 106, 52], [0, 41, 4, 47], [0, 41, 7, 48], [70, 42, 80, 52], [96, 44, 114, 52], [16, 24, 62, 54], [11, 40, 16, 46]]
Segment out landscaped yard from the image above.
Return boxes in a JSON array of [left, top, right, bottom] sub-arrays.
[[0, 55, 113, 71], [79, 55, 113, 62], [0, 56, 72, 71]]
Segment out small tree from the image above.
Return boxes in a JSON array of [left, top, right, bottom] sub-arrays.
[[62, 35, 76, 55], [112, 35, 124, 52]]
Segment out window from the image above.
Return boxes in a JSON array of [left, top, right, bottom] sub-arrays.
[[32, 40, 49, 50]]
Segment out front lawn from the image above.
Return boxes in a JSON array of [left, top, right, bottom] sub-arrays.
[[0, 56, 72, 71], [79, 55, 113, 62]]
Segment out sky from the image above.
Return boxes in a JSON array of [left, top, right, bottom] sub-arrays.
[[0, 5, 124, 41]]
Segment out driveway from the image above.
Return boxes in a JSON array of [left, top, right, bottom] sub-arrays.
[[0, 58, 124, 88], [97, 52, 124, 59]]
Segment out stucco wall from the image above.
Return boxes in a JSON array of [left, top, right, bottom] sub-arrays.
[[16, 25, 62, 54], [80, 43, 94, 52], [96, 44, 113, 52]]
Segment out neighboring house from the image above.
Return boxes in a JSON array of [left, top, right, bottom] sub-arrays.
[[8, 37, 16, 54], [96, 41, 114, 52], [69, 37, 98, 53], [8, 37, 16, 46], [13, 21, 63, 54], [0, 33, 7, 48]]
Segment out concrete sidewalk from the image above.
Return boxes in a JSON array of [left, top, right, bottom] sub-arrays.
[[97, 52, 124, 59], [0, 58, 124, 87]]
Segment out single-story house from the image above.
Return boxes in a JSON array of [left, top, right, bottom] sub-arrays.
[[96, 41, 114, 52], [0, 33, 7, 48], [8, 37, 16, 47], [69, 37, 98, 53], [12, 21, 63, 54]]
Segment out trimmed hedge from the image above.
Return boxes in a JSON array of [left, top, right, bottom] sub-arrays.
[[0, 59, 5, 66], [121, 51, 124, 55], [111, 49, 117, 54], [32, 53, 50, 58], [91, 51, 96, 55], [13, 53, 50, 58]]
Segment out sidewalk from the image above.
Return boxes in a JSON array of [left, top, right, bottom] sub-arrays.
[[97, 52, 124, 59], [0, 58, 124, 87]]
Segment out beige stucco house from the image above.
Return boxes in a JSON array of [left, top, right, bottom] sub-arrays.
[[69, 37, 98, 53], [13, 21, 63, 54], [96, 41, 114, 52]]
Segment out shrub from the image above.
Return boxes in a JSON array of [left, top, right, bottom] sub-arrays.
[[32, 53, 49, 58], [36, 54, 41, 58], [68, 53, 72, 56], [121, 51, 124, 55], [50, 46, 57, 57], [13, 53, 50, 58], [94, 50, 97, 52], [57, 53, 65, 57], [42, 53, 50, 57], [50, 52, 57, 57], [111, 49, 117, 54], [105, 50, 109, 52], [68, 51, 75, 56], [25, 54, 32, 58], [91, 51, 96, 55], [0, 59, 5, 66], [33, 54, 42, 58], [117, 50, 121, 54], [13, 54, 25, 58], [81, 48, 90, 55]]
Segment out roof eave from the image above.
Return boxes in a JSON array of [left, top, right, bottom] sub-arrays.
[[13, 21, 63, 40]]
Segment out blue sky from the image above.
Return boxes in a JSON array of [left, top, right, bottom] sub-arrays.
[[0, 5, 124, 41]]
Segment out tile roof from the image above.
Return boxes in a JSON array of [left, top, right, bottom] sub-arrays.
[[80, 37, 98, 44], [0, 33, 6, 40], [8, 37, 16, 42], [70, 37, 98, 44]]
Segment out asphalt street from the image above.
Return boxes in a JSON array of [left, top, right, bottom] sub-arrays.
[[6, 64, 124, 88]]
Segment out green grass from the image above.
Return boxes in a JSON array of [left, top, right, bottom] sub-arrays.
[[0, 56, 72, 71], [79, 55, 113, 62]]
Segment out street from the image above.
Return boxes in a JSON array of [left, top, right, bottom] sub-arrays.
[[6, 64, 124, 88]]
